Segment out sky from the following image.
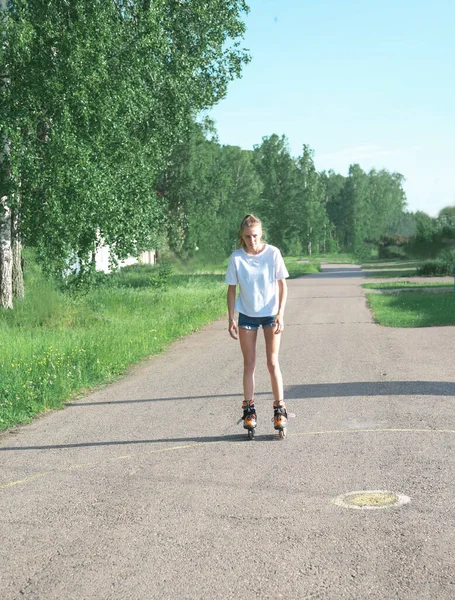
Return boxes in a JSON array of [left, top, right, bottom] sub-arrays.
[[208, 0, 455, 217]]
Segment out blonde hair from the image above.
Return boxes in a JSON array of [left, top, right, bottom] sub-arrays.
[[238, 214, 263, 249]]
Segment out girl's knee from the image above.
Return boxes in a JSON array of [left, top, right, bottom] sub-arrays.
[[244, 358, 256, 372], [267, 357, 280, 373]]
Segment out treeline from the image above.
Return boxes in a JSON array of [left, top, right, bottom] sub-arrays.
[[161, 122, 455, 266], [159, 124, 409, 260]]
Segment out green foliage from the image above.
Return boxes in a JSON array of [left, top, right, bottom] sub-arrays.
[[354, 243, 374, 262], [320, 166, 409, 255], [343, 164, 371, 252], [2, 0, 250, 279], [438, 206, 455, 228], [405, 210, 455, 259], [294, 145, 329, 255], [378, 235, 409, 259], [368, 170, 407, 243], [416, 255, 454, 277], [149, 262, 173, 289], [252, 134, 298, 253], [386, 210, 417, 238]]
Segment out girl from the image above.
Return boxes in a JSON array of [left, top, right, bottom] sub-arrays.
[[225, 214, 289, 437]]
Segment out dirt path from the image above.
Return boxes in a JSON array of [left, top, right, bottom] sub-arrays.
[[1, 264, 454, 599]]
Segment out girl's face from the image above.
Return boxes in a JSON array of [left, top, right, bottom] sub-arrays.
[[242, 225, 263, 254]]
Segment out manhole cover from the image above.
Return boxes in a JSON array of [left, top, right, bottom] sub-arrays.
[[333, 490, 410, 510]]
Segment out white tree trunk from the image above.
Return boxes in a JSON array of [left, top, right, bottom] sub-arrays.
[[0, 195, 13, 309], [1, 0, 13, 308]]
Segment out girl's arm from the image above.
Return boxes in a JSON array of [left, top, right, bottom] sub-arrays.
[[227, 285, 238, 340], [274, 279, 288, 334]]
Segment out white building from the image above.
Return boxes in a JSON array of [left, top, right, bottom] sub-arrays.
[[94, 245, 157, 273]]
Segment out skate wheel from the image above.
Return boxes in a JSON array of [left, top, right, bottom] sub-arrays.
[[278, 428, 286, 440], [247, 428, 255, 440]]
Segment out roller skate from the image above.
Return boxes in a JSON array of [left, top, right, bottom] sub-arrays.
[[273, 400, 288, 440], [238, 400, 257, 440]]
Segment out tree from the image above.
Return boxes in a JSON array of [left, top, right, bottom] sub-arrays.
[[0, 196, 12, 308], [320, 170, 345, 250], [164, 120, 221, 258], [0, 0, 250, 302], [295, 145, 329, 255], [338, 164, 370, 252], [252, 134, 298, 253], [216, 145, 262, 255], [0, 0, 13, 308], [367, 170, 407, 244], [405, 207, 455, 258], [437, 206, 455, 232]]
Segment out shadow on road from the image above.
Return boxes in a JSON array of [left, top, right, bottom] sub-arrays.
[[286, 381, 455, 399], [64, 381, 455, 408], [0, 433, 279, 452]]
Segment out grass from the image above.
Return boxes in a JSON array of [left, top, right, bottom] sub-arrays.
[[0, 251, 318, 430], [362, 258, 455, 326], [284, 256, 320, 277], [366, 290, 455, 327], [362, 259, 420, 278], [363, 281, 454, 290], [0, 265, 227, 430]]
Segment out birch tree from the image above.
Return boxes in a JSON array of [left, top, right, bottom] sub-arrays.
[[296, 145, 328, 255], [0, 197, 12, 309], [0, 0, 13, 308]]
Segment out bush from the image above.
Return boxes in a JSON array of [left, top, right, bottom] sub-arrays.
[[378, 245, 408, 259], [354, 243, 373, 262], [378, 235, 409, 259], [149, 262, 172, 289], [416, 259, 453, 276]]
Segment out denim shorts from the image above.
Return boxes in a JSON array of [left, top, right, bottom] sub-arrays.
[[238, 312, 276, 331]]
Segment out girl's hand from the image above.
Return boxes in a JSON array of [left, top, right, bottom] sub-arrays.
[[274, 314, 284, 334], [228, 319, 238, 340]]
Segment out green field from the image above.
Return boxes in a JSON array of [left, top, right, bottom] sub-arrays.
[[0, 253, 317, 430], [284, 257, 320, 278], [361, 258, 455, 326], [366, 290, 455, 327]]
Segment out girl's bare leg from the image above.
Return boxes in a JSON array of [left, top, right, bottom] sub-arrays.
[[263, 327, 283, 400], [239, 328, 258, 401]]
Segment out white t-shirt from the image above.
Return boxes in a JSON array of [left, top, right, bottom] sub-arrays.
[[225, 244, 289, 317]]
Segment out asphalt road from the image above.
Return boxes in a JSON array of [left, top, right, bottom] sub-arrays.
[[1, 264, 454, 599]]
